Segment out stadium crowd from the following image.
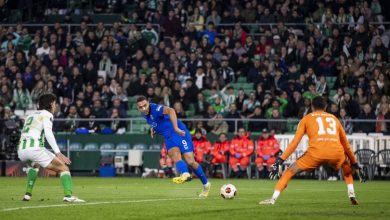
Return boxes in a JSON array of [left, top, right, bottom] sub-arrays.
[[0, 0, 390, 138]]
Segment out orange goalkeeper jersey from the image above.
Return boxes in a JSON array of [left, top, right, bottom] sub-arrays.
[[280, 111, 357, 164]]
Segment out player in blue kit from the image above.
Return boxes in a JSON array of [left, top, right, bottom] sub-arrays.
[[136, 96, 211, 198]]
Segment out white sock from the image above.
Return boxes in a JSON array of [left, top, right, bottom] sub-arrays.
[[272, 190, 281, 200], [347, 184, 355, 198]]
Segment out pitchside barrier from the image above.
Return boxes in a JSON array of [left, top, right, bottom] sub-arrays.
[[49, 133, 390, 179]]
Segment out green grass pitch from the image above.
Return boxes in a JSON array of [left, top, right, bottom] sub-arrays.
[[0, 177, 389, 220]]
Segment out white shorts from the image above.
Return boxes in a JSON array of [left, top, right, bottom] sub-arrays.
[[18, 148, 55, 168]]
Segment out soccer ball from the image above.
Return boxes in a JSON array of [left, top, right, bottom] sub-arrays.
[[220, 183, 237, 199]]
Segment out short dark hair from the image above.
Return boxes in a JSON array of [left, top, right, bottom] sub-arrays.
[[136, 95, 147, 103], [312, 96, 326, 110], [38, 93, 57, 111]]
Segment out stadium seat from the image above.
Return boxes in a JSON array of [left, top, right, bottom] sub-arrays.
[[116, 143, 131, 156], [287, 118, 299, 133], [345, 87, 355, 96], [133, 143, 147, 150], [100, 143, 115, 156], [377, 149, 390, 178], [237, 77, 247, 83], [128, 109, 140, 117], [325, 77, 337, 89], [131, 121, 148, 133], [242, 83, 254, 90], [84, 143, 99, 150], [185, 110, 195, 117], [329, 90, 337, 97], [69, 142, 82, 151], [57, 141, 67, 151], [354, 149, 376, 180], [127, 96, 138, 103], [149, 144, 162, 150]]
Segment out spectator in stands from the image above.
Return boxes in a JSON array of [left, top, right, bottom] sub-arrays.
[[242, 92, 260, 116], [235, 89, 247, 113], [194, 92, 210, 116], [211, 96, 225, 114], [376, 103, 389, 134], [356, 103, 376, 133], [217, 56, 235, 85], [30, 80, 46, 108], [79, 106, 99, 133], [109, 108, 126, 134], [268, 109, 286, 134], [0, 84, 13, 106], [64, 105, 79, 132], [303, 83, 318, 100], [340, 93, 360, 118], [255, 128, 280, 177], [173, 101, 186, 119], [328, 102, 340, 118], [285, 91, 304, 118], [265, 97, 288, 119], [52, 103, 64, 132], [298, 98, 312, 118], [229, 127, 254, 178], [225, 103, 243, 133], [207, 113, 229, 135], [339, 108, 353, 134], [248, 106, 267, 132], [12, 79, 32, 110]]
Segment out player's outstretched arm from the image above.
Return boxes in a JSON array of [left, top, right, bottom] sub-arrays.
[[279, 118, 306, 161], [163, 107, 185, 136]]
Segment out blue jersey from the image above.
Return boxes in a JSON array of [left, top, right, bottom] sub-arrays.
[[141, 103, 193, 153], [141, 103, 186, 139]]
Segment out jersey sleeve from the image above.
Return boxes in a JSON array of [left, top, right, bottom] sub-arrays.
[[338, 120, 357, 164], [280, 116, 306, 161], [42, 112, 61, 154]]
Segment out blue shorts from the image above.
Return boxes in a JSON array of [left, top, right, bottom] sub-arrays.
[[165, 129, 194, 154]]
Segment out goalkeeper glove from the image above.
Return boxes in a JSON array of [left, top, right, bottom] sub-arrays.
[[352, 163, 367, 183], [269, 158, 284, 180]]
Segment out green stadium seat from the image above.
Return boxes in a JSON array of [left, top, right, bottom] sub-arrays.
[[84, 142, 99, 150], [128, 96, 138, 103], [242, 83, 254, 90], [128, 109, 140, 117], [132, 123, 148, 134], [329, 89, 337, 97], [326, 77, 337, 89], [188, 103, 195, 111], [101, 143, 115, 156], [237, 77, 247, 83], [133, 143, 147, 150], [69, 142, 83, 150], [345, 87, 355, 96], [149, 144, 162, 150], [116, 143, 131, 156], [100, 143, 114, 150], [185, 110, 195, 117], [287, 118, 299, 133]]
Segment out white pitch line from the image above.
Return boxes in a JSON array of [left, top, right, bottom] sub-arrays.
[[2, 197, 201, 212]]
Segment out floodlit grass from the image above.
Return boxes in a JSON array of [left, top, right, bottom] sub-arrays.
[[0, 177, 389, 220]]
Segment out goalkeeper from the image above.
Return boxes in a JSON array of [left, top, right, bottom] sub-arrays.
[[260, 96, 366, 205]]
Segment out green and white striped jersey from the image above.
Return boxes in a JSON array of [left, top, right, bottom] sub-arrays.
[[18, 110, 61, 154]]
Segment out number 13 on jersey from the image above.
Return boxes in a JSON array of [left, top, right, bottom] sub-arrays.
[[316, 117, 337, 135]]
